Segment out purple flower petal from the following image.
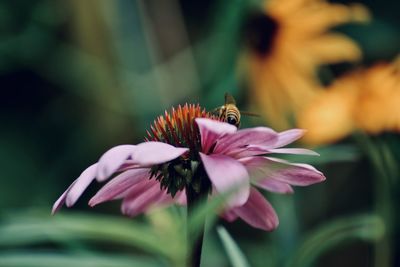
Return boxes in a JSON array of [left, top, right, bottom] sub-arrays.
[[52, 181, 76, 214], [214, 127, 278, 155], [249, 146, 319, 156], [200, 153, 250, 207], [130, 142, 188, 166], [89, 168, 150, 207], [65, 163, 98, 207], [232, 188, 279, 231], [117, 160, 140, 172], [267, 148, 319, 156], [221, 210, 238, 222], [267, 157, 325, 176], [195, 118, 237, 154], [227, 146, 268, 159], [253, 178, 294, 194], [97, 145, 137, 181], [242, 157, 325, 186], [274, 129, 305, 148], [121, 180, 170, 217], [122, 178, 158, 200]]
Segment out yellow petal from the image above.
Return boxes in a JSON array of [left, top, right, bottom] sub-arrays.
[[298, 89, 356, 145], [286, 3, 370, 36], [305, 33, 362, 63]]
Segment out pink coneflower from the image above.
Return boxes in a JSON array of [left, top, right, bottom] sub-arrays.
[[53, 103, 325, 231]]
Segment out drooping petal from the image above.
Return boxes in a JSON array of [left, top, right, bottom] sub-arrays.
[[274, 129, 306, 148], [220, 210, 238, 222], [121, 180, 170, 217], [120, 179, 158, 216], [130, 142, 188, 166], [234, 146, 319, 158], [267, 157, 325, 178], [65, 163, 98, 207], [253, 178, 294, 194], [214, 127, 278, 154], [97, 145, 137, 181], [262, 148, 320, 156], [195, 118, 237, 154], [272, 158, 326, 186], [239, 157, 274, 181], [232, 188, 279, 231], [122, 178, 158, 201], [242, 157, 325, 186], [227, 146, 269, 159], [89, 168, 150, 206], [117, 160, 141, 172], [52, 181, 76, 214], [200, 153, 250, 207], [231, 145, 319, 159]]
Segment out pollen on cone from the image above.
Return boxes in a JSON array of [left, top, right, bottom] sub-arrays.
[[146, 104, 218, 150]]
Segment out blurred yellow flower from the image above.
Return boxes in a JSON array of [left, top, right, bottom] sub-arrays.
[[244, 0, 370, 130], [298, 58, 400, 145]]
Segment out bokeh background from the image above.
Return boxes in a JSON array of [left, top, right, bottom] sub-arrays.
[[0, 0, 399, 266]]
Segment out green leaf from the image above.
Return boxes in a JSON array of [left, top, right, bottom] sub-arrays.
[[0, 211, 180, 260], [217, 226, 251, 267], [285, 214, 385, 267], [0, 252, 161, 267]]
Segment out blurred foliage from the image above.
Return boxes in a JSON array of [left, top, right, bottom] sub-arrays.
[[217, 226, 251, 267], [286, 214, 385, 267], [0, 0, 399, 266]]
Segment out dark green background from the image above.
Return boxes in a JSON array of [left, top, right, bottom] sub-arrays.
[[0, 1, 399, 266]]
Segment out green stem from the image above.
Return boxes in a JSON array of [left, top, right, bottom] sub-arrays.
[[186, 185, 206, 267], [370, 141, 393, 267], [355, 134, 394, 267]]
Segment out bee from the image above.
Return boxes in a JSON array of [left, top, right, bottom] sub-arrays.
[[212, 93, 258, 128]]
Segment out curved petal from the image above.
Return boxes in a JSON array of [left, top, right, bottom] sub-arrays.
[[89, 168, 150, 206], [52, 192, 67, 215], [65, 163, 98, 207], [97, 145, 137, 181], [269, 148, 319, 156], [214, 127, 278, 155], [130, 142, 188, 166], [274, 129, 306, 148], [52, 181, 76, 214], [253, 178, 294, 194], [220, 210, 238, 222], [227, 146, 268, 159], [195, 118, 237, 154], [117, 160, 141, 172], [122, 179, 158, 202], [200, 153, 250, 207], [232, 188, 279, 231], [242, 157, 325, 186], [121, 181, 170, 217], [233, 146, 319, 158], [262, 148, 319, 156]]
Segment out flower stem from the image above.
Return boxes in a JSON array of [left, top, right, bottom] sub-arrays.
[[369, 140, 393, 267], [356, 134, 394, 267], [186, 185, 206, 267]]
